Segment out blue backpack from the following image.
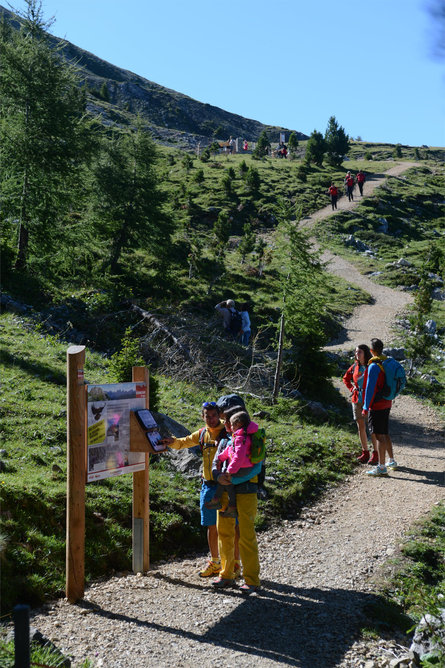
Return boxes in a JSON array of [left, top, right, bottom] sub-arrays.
[[372, 356, 406, 400]]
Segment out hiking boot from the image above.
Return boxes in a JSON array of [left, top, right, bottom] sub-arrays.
[[387, 459, 398, 470], [212, 577, 234, 588], [240, 583, 260, 595], [368, 451, 379, 466], [205, 498, 222, 510], [199, 560, 221, 578], [357, 450, 370, 464], [366, 465, 388, 477], [219, 505, 238, 518]]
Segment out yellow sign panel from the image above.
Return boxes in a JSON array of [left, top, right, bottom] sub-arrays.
[[88, 420, 106, 446]]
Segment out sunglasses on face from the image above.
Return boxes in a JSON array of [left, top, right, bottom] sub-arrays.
[[202, 401, 217, 408]]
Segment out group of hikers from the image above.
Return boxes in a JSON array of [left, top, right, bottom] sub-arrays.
[[342, 337, 405, 476], [215, 299, 251, 346], [158, 333, 404, 595], [328, 169, 366, 210]]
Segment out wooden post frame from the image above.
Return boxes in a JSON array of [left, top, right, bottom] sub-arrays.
[[131, 367, 150, 573], [66, 345, 86, 603]]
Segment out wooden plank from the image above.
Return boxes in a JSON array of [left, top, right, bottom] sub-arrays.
[[132, 367, 150, 572], [66, 345, 86, 602]]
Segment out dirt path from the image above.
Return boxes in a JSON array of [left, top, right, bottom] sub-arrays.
[[321, 251, 413, 351], [30, 161, 444, 668], [299, 161, 417, 229]]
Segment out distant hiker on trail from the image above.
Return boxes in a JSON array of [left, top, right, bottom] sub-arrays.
[[228, 136, 235, 154], [205, 410, 257, 518], [239, 302, 251, 346], [362, 338, 398, 477], [243, 139, 248, 151], [356, 170, 366, 196], [343, 345, 378, 465], [159, 402, 241, 578], [329, 183, 338, 210], [345, 171, 355, 201], [215, 299, 242, 339]]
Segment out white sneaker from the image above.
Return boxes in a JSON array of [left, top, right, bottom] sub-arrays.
[[387, 460, 398, 470]]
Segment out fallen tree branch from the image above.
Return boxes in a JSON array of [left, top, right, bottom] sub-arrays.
[[131, 304, 194, 362]]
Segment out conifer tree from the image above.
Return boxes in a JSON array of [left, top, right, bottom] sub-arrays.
[[274, 200, 329, 394], [0, 0, 93, 270], [253, 130, 270, 158], [90, 122, 172, 274], [238, 223, 255, 263], [324, 116, 349, 166], [288, 132, 299, 154], [305, 130, 326, 166]]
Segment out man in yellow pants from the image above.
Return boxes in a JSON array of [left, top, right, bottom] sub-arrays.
[[211, 411, 261, 594], [161, 402, 240, 578]]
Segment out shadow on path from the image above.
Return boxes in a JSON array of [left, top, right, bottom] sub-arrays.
[[77, 580, 389, 667]]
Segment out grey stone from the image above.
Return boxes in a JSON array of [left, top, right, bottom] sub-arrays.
[[153, 412, 202, 477], [383, 347, 406, 361], [424, 319, 437, 335], [432, 288, 445, 301], [152, 412, 191, 440], [410, 609, 445, 660], [397, 258, 412, 267], [378, 217, 389, 233], [0, 449, 7, 457], [420, 374, 440, 385], [306, 401, 329, 421]]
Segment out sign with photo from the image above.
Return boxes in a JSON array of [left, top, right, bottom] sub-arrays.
[[86, 382, 146, 482]]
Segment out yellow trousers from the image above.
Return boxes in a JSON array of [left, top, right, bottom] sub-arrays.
[[217, 491, 260, 586]]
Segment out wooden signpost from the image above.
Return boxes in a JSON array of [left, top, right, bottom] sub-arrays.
[[66, 347, 155, 603]]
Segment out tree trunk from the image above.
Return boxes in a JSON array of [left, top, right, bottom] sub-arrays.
[[15, 168, 30, 270], [272, 309, 285, 404]]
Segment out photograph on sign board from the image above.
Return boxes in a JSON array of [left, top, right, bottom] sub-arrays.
[[86, 382, 146, 482]]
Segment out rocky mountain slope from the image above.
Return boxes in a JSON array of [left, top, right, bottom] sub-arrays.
[[0, 5, 307, 149]]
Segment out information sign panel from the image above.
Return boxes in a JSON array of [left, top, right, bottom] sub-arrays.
[[86, 382, 146, 482]]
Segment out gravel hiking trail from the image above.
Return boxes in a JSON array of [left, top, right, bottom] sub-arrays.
[[30, 162, 444, 668]]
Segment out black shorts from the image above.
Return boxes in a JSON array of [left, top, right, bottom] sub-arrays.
[[368, 408, 391, 435]]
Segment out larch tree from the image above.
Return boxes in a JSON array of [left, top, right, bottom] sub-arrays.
[[324, 116, 350, 166], [0, 0, 93, 270], [90, 121, 172, 274], [305, 130, 326, 166]]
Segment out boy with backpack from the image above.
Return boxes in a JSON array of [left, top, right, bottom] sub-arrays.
[[362, 338, 406, 477]]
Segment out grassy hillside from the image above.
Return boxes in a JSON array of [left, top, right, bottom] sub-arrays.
[[1, 310, 361, 613], [1, 78, 444, 614]]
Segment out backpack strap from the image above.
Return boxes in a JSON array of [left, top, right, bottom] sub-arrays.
[[198, 427, 206, 453], [368, 356, 384, 374], [199, 426, 228, 453]]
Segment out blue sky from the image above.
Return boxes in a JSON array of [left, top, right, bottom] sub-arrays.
[[9, 0, 445, 146]]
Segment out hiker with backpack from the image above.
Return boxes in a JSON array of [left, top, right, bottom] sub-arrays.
[[328, 183, 339, 210], [205, 410, 257, 518], [345, 171, 355, 201], [343, 344, 378, 465], [159, 401, 241, 578], [211, 400, 264, 594], [215, 299, 242, 339], [356, 170, 366, 196], [362, 338, 406, 477]]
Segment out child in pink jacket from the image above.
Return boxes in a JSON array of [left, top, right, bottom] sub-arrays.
[[205, 411, 258, 518]]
